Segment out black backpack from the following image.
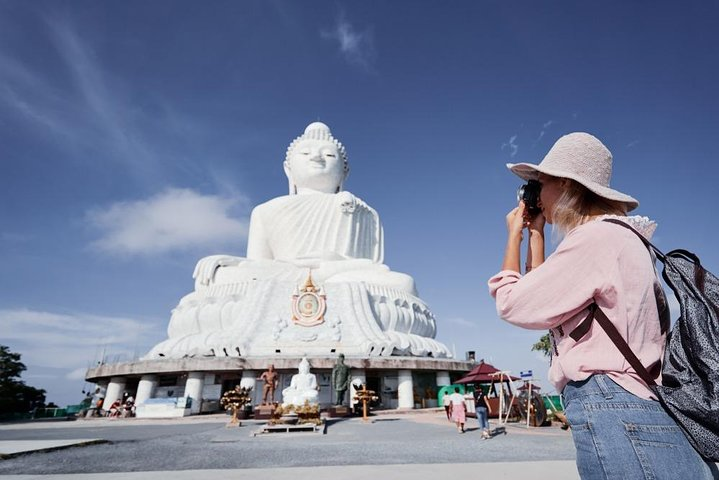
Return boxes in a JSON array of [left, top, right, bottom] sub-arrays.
[[569, 218, 719, 461]]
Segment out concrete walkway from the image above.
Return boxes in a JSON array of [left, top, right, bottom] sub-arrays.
[[0, 440, 106, 459], [0, 410, 580, 479], [1, 461, 580, 479]]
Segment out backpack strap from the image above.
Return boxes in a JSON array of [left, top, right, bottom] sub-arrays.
[[602, 218, 666, 262], [584, 302, 658, 388], [568, 303, 598, 341], [604, 218, 705, 287]]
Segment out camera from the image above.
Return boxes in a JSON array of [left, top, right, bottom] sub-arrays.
[[517, 180, 541, 216]]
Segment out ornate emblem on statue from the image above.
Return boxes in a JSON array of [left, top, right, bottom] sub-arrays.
[[291, 271, 327, 327]]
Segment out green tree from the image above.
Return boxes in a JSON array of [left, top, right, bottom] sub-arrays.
[[0, 345, 46, 414], [532, 333, 552, 358]]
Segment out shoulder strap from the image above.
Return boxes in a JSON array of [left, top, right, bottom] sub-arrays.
[[590, 303, 657, 387], [604, 218, 704, 281], [602, 218, 666, 262], [568, 304, 598, 341]]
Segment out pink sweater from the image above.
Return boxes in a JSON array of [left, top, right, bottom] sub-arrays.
[[488, 218, 666, 400]]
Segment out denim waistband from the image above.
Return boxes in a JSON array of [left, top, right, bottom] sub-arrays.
[[563, 374, 631, 402]]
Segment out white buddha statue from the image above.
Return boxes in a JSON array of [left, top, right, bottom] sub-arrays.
[[282, 357, 319, 406], [192, 122, 414, 292], [145, 122, 450, 359]]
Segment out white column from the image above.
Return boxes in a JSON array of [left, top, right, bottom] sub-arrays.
[[184, 372, 204, 415], [95, 381, 108, 398], [349, 369, 366, 408], [104, 377, 126, 408], [240, 370, 256, 390], [135, 375, 158, 405], [240, 370, 258, 406], [397, 370, 414, 409], [436, 371, 451, 387]]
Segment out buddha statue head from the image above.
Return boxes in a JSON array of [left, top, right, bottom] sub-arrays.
[[298, 357, 311, 375], [284, 122, 349, 195]]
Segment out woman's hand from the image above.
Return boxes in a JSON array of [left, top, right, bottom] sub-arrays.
[[501, 202, 527, 272], [507, 201, 546, 237], [505, 202, 527, 240], [526, 210, 546, 236], [525, 209, 546, 272], [502, 201, 546, 273]]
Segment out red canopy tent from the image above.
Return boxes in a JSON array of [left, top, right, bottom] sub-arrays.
[[518, 382, 542, 391], [455, 360, 521, 419], [454, 360, 520, 384]]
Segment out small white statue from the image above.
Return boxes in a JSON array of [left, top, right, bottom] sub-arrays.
[[282, 357, 319, 406]]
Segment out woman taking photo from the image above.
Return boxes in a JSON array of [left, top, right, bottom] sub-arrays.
[[489, 132, 713, 479]]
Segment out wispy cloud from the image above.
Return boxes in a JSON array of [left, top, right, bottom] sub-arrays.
[[86, 188, 249, 256], [0, 16, 211, 182], [0, 50, 81, 144], [445, 317, 478, 328], [536, 120, 554, 142], [321, 14, 376, 71], [627, 140, 640, 148], [0, 308, 164, 372], [46, 18, 157, 173], [501, 135, 519, 158]]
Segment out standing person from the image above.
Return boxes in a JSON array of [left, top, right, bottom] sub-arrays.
[[442, 390, 451, 421], [489, 132, 713, 479], [331, 353, 351, 406], [474, 387, 492, 439], [448, 387, 466, 433], [258, 365, 278, 405], [124, 395, 135, 417], [94, 396, 105, 417]]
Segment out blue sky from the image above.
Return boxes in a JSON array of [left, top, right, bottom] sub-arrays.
[[1, 1, 718, 407]]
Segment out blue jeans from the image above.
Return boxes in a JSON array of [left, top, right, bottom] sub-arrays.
[[563, 374, 715, 480], [476, 406, 489, 430]]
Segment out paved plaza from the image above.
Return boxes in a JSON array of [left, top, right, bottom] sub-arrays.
[[0, 409, 579, 479]]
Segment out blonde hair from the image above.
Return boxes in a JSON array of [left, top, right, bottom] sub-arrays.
[[551, 178, 627, 234]]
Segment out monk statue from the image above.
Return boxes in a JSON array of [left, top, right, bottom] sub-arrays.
[[332, 353, 351, 405], [258, 364, 278, 405], [145, 122, 451, 360], [282, 357, 319, 406]]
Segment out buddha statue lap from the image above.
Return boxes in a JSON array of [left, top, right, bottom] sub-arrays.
[[145, 122, 450, 360]]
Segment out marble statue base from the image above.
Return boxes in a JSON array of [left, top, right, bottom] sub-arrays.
[[327, 406, 351, 418], [84, 355, 475, 417], [146, 280, 450, 360], [254, 405, 276, 420], [253, 423, 325, 436]]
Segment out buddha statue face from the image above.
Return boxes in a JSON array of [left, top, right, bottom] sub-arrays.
[[298, 358, 311, 374], [284, 122, 349, 195]]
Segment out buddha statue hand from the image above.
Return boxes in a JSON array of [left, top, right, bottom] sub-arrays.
[[193, 255, 244, 289], [337, 191, 357, 214]]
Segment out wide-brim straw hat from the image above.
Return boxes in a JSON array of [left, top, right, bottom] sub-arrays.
[[507, 132, 639, 211]]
